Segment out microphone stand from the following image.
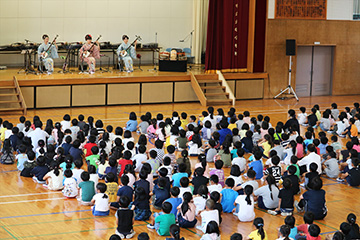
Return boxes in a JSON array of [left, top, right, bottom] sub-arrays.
[[179, 30, 194, 70], [148, 32, 158, 72]]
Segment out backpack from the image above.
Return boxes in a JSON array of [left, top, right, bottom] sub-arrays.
[[0, 151, 15, 164]]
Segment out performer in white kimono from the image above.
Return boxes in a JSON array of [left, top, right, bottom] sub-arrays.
[[79, 34, 100, 74], [37, 34, 59, 74], [117, 35, 137, 73]]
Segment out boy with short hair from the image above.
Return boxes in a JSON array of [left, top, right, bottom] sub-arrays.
[[178, 177, 192, 199], [72, 159, 85, 185], [206, 139, 218, 163], [264, 155, 282, 184], [158, 157, 173, 180], [16, 144, 28, 171], [234, 169, 259, 193], [248, 151, 264, 180], [115, 196, 135, 238], [231, 148, 247, 173], [209, 160, 225, 187], [20, 151, 37, 177], [298, 107, 308, 126], [220, 178, 238, 213], [145, 150, 160, 176], [151, 177, 170, 210], [84, 135, 97, 157], [147, 202, 176, 236], [322, 151, 340, 179], [164, 187, 182, 217], [110, 175, 133, 209], [172, 163, 188, 188], [86, 146, 100, 170], [17, 116, 26, 132], [297, 211, 315, 236], [78, 171, 96, 205], [105, 172, 118, 203], [197, 199, 220, 233], [133, 145, 147, 172], [208, 174, 223, 194]]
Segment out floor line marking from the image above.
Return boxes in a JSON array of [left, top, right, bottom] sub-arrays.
[[0, 209, 91, 219], [0, 192, 62, 198], [0, 197, 66, 205]]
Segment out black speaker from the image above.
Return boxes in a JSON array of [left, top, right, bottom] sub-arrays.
[[286, 39, 296, 56]]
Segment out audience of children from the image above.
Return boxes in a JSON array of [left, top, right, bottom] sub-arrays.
[[1, 103, 360, 240]]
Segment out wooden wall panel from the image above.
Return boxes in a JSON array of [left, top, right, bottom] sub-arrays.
[[266, 19, 360, 97], [20, 87, 34, 108], [174, 82, 198, 102], [72, 85, 105, 106], [108, 84, 140, 105], [142, 83, 173, 103], [236, 80, 264, 99], [36, 86, 70, 108], [227, 80, 235, 93]]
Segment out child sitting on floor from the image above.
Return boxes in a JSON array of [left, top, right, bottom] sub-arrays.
[[91, 182, 110, 216], [115, 196, 136, 239]]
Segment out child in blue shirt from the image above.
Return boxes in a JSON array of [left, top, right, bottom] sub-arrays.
[[164, 187, 182, 217], [16, 144, 28, 171], [151, 177, 170, 210], [172, 163, 188, 187], [110, 175, 133, 209], [248, 151, 264, 180], [220, 178, 238, 213], [126, 112, 138, 132]]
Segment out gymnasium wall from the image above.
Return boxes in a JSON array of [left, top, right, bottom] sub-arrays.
[[265, 19, 360, 98], [0, 0, 193, 66]]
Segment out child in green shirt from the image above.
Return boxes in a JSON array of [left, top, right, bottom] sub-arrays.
[[86, 146, 100, 170], [147, 202, 176, 236]]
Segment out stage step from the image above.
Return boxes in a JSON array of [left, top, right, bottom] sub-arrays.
[[0, 93, 19, 97], [201, 86, 226, 90], [207, 99, 233, 105], [0, 100, 21, 104], [0, 86, 16, 89], [204, 92, 229, 97], [198, 79, 222, 84], [0, 77, 27, 115], [0, 108, 24, 112]]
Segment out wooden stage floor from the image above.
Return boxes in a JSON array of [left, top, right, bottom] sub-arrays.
[[0, 65, 206, 83], [0, 96, 360, 240]]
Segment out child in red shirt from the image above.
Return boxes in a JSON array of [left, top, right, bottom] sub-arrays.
[[297, 212, 315, 237], [118, 150, 133, 177], [84, 135, 97, 157], [306, 224, 321, 240]]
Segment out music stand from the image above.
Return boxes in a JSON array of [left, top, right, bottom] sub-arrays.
[[18, 40, 37, 75]]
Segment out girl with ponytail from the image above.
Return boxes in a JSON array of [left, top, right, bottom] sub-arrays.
[[248, 217, 267, 240], [167, 224, 184, 240], [177, 192, 197, 228], [254, 175, 279, 210], [194, 154, 210, 177], [234, 185, 255, 222], [193, 185, 209, 215], [277, 225, 291, 240], [43, 161, 64, 190]]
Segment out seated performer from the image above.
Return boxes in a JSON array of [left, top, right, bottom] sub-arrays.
[[79, 34, 100, 74], [37, 34, 59, 75], [117, 35, 137, 73]]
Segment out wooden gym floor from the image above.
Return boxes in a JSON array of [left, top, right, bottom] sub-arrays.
[[0, 95, 360, 240]]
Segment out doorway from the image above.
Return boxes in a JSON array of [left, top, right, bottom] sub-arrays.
[[295, 46, 334, 97]]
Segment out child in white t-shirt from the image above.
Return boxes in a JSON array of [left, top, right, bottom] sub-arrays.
[[62, 169, 78, 198], [179, 177, 192, 199], [197, 199, 220, 233], [193, 185, 208, 216], [234, 185, 255, 222], [158, 157, 173, 180], [91, 182, 110, 216], [43, 162, 64, 191], [208, 175, 223, 194], [231, 148, 247, 173], [298, 107, 308, 126]]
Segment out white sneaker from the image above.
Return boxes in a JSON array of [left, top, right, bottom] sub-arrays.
[[281, 212, 292, 216], [147, 224, 155, 229], [126, 230, 136, 239], [47, 71, 52, 75], [336, 178, 345, 182], [90, 71, 95, 74], [267, 210, 277, 216]]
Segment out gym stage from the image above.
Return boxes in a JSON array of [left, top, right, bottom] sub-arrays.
[[0, 66, 268, 109]]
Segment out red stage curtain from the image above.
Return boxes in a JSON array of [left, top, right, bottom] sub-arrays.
[[253, 0, 267, 73], [205, 0, 249, 72]]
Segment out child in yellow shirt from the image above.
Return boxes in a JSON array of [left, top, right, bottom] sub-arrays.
[[248, 217, 268, 240]]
